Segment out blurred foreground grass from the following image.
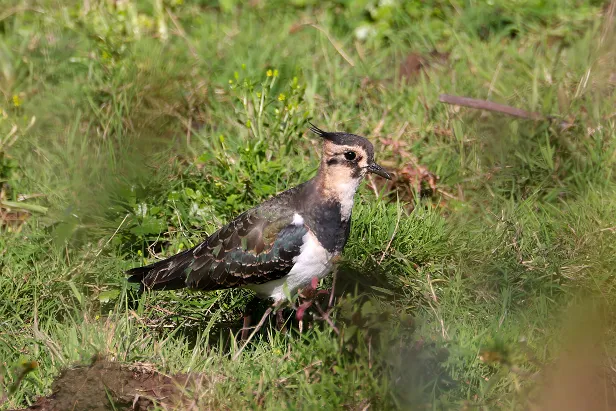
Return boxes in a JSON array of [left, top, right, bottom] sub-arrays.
[[1, 0, 615, 409]]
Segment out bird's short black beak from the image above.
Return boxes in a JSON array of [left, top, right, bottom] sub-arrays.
[[367, 163, 392, 180]]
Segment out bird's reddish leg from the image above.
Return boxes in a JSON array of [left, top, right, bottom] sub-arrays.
[[276, 309, 286, 332], [241, 313, 252, 341], [240, 296, 261, 341]]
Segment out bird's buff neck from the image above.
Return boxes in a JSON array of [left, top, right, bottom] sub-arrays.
[[314, 163, 362, 221]]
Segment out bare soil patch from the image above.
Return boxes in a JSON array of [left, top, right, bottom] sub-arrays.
[[10, 360, 206, 411]]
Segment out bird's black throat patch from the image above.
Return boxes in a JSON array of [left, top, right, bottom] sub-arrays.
[[303, 199, 350, 253]]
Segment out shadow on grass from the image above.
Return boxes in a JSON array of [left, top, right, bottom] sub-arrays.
[[121, 263, 458, 408]]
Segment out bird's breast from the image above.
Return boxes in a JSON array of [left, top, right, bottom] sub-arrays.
[[246, 230, 333, 301], [288, 231, 333, 281]]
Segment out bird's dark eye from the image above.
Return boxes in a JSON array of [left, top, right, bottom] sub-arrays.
[[344, 151, 357, 161]]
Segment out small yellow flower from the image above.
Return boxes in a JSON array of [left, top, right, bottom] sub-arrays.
[[246, 120, 252, 128], [228, 79, 234, 84], [273, 69, 279, 77], [12, 94, 21, 107], [278, 93, 286, 101], [256, 92, 261, 98], [20, 361, 38, 371], [266, 69, 273, 77]]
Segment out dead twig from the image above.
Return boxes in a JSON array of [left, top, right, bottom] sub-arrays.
[[438, 94, 573, 129], [439, 94, 544, 120], [290, 23, 355, 67]]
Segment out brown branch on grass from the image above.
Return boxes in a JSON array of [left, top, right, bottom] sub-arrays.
[[439, 94, 544, 120], [438, 94, 573, 129]]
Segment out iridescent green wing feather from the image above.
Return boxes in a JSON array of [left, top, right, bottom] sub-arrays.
[[184, 208, 308, 290]]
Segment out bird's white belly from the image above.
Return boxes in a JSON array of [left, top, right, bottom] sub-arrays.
[[246, 231, 333, 302]]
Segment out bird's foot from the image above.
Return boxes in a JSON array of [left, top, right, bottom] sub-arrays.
[[294, 277, 337, 334], [234, 303, 276, 360], [275, 309, 287, 333], [239, 296, 264, 341]]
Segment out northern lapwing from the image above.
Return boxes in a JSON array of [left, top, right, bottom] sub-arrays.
[[127, 123, 391, 335]]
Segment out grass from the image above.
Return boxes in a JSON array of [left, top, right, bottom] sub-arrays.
[[1, 0, 616, 409]]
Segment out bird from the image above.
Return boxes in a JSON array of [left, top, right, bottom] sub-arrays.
[[126, 123, 391, 310]]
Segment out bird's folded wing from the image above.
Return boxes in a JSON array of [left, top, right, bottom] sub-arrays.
[[184, 209, 308, 290]]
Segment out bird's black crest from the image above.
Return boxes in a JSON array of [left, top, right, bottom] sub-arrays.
[[308, 122, 332, 139], [308, 122, 375, 159]]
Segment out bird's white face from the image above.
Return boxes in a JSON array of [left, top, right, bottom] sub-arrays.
[[319, 140, 389, 220], [323, 141, 371, 181], [307, 124, 391, 220]]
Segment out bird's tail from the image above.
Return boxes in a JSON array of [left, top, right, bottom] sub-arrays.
[[126, 248, 194, 291]]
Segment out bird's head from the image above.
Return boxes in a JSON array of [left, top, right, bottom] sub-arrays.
[[309, 123, 392, 184]]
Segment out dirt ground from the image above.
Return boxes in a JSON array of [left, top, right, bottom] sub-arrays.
[[10, 359, 204, 411]]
